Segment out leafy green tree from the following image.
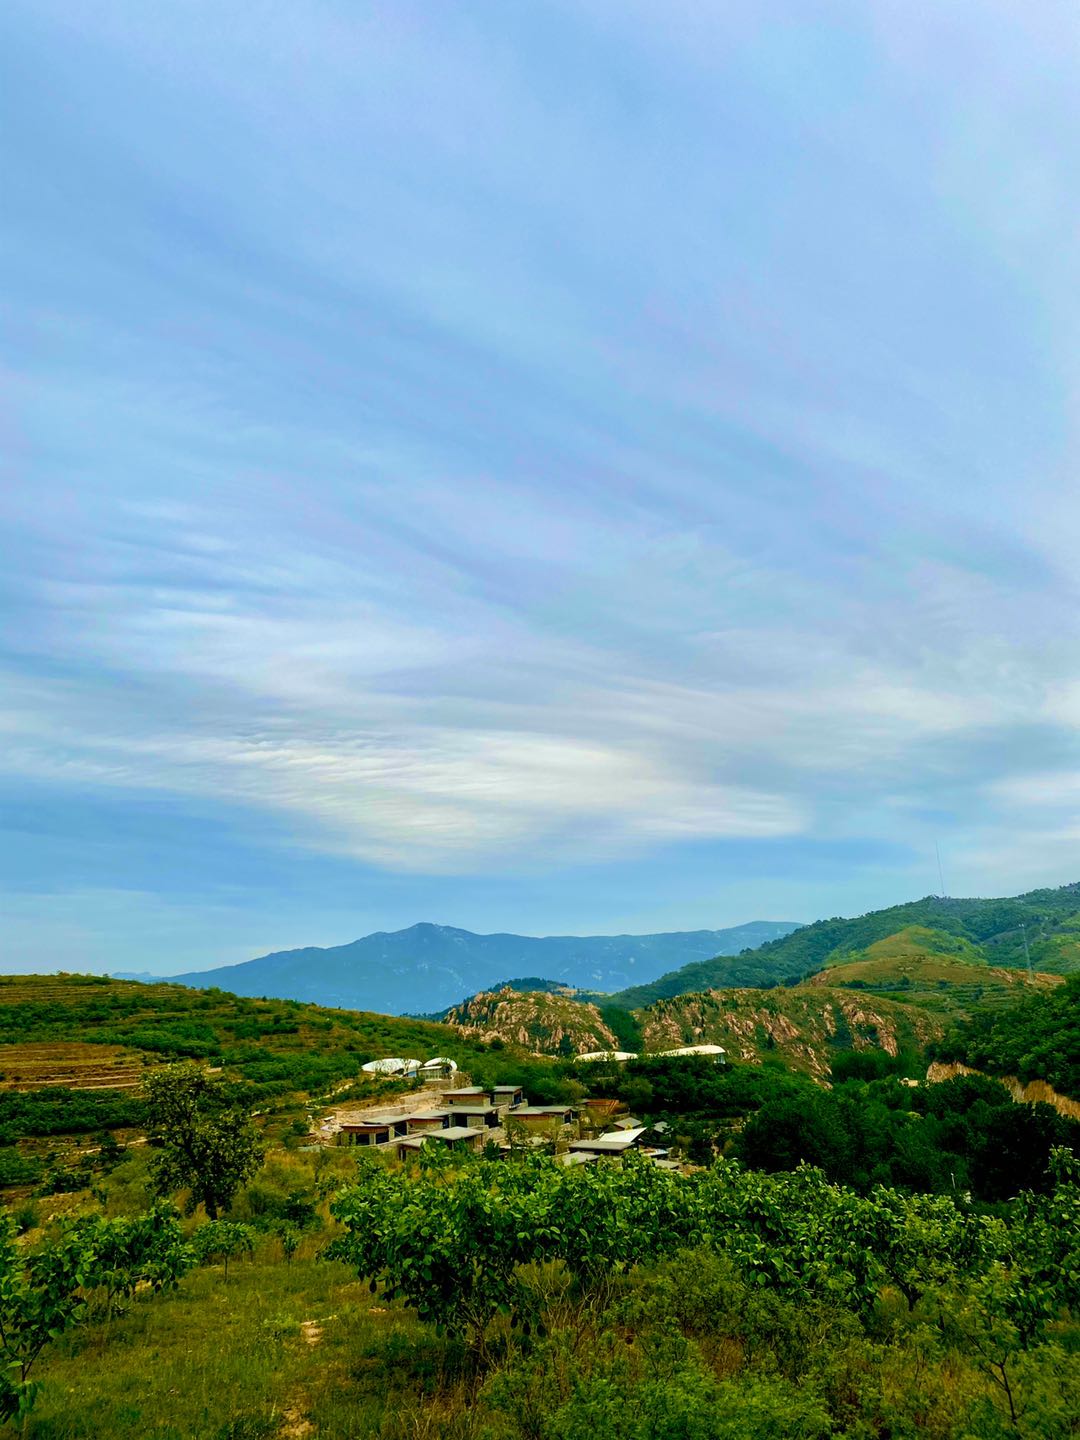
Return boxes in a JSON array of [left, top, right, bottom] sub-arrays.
[[0, 1203, 192, 1423], [0, 1216, 87, 1422], [191, 1220, 256, 1280], [736, 1092, 851, 1177], [65, 1204, 192, 1318], [142, 1062, 264, 1218]]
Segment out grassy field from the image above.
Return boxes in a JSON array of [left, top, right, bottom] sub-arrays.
[[25, 1246, 415, 1440]]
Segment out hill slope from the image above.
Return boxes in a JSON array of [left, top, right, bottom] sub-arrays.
[[808, 925, 1062, 1017], [935, 973, 1080, 1100], [638, 986, 944, 1079], [0, 973, 526, 1095], [606, 883, 1080, 1009], [167, 920, 803, 1015], [444, 987, 620, 1056]]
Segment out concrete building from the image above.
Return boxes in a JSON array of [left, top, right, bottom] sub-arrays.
[[569, 1127, 648, 1158], [509, 1105, 577, 1130], [397, 1127, 484, 1162]]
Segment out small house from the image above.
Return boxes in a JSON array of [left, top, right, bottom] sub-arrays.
[[337, 1121, 393, 1147], [569, 1127, 648, 1158], [443, 1105, 500, 1130], [510, 1105, 577, 1130], [396, 1126, 485, 1162], [490, 1085, 524, 1109], [404, 1111, 453, 1134], [421, 1056, 458, 1078], [442, 1086, 491, 1108]]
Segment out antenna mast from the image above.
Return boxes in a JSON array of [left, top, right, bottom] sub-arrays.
[[935, 842, 946, 899], [1020, 922, 1032, 978]]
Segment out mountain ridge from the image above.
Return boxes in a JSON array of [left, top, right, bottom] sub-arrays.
[[161, 919, 804, 1016], [604, 883, 1080, 1009]]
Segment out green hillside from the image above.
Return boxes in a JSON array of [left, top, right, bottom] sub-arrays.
[[606, 882, 1080, 1009], [806, 925, 1062, 1017], [935, 972, 1080, 1100], [0, 974, 551, 1188]]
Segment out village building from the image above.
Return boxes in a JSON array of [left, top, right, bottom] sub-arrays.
[[657, 1044, 727, 1062], [443, 1105, 501, 1130], [569, 1126, 649, 1158], [509, 1105, 577, 1130], [404, 1111, 453, 1134], [442, 1086, 491, 1108], [397, 1127, 484, 1161], [337, 1120, 395, 1146], [490, 1085, 524, 1109]]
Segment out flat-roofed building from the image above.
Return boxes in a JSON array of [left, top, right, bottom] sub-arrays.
[[442, 1086, 491, 1108], [338, 1121, 394, 1147], [569, 1127, 648, 1157], [510, 1105, 577, 1129], [404, 1111, 453, 1134], [397, 1126, 484, 1162], [490, 1085, 524, 1109], [444, 1105, 500, 1130]]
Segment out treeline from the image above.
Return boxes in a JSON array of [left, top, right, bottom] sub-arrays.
[[572, 1054, 1080, 1201]]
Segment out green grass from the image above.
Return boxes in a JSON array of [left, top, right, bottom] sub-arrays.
[[26, 1239, 466, 1440]]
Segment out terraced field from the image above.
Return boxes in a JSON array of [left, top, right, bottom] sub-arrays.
[[808, 927, 1062, 1017], [0, 1042, 144, 1091]]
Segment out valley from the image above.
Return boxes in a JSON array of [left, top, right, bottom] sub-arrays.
[[1, 887, 1079, 1438]]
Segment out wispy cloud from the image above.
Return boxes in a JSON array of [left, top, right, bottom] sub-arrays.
[[2, 0, 1079, 967]]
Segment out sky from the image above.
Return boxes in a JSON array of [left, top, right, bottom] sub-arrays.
[[2, 2, 1079, 975]]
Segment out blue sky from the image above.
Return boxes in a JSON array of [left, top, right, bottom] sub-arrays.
[[3, 2, 1079, 974]]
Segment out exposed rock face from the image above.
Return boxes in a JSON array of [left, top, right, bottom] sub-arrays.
[[925, 1062, 1080, 1120], [444, 987, 618, 1056], [639, 987, 944, 1079]]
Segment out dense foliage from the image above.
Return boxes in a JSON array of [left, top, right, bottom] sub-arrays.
[[0, 1088, 145, 1142], [562, 1055, 1080, 1198], [328, 1147, 1080, 1437], [738, 1073, 1080, 1199], [935, 974, 1080, 1100]]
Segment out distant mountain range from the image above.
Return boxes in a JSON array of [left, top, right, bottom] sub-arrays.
[[145, 920, 803, 1015]]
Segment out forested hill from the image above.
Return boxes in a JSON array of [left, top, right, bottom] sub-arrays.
[[935, 972, 1080, 1100], [166, 920, 802, 1016], [605, 883, 1080, 1009]]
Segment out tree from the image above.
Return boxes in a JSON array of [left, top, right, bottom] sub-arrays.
[[142, 1062, 264, 1219], [191, 1220, 256, 1280]]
